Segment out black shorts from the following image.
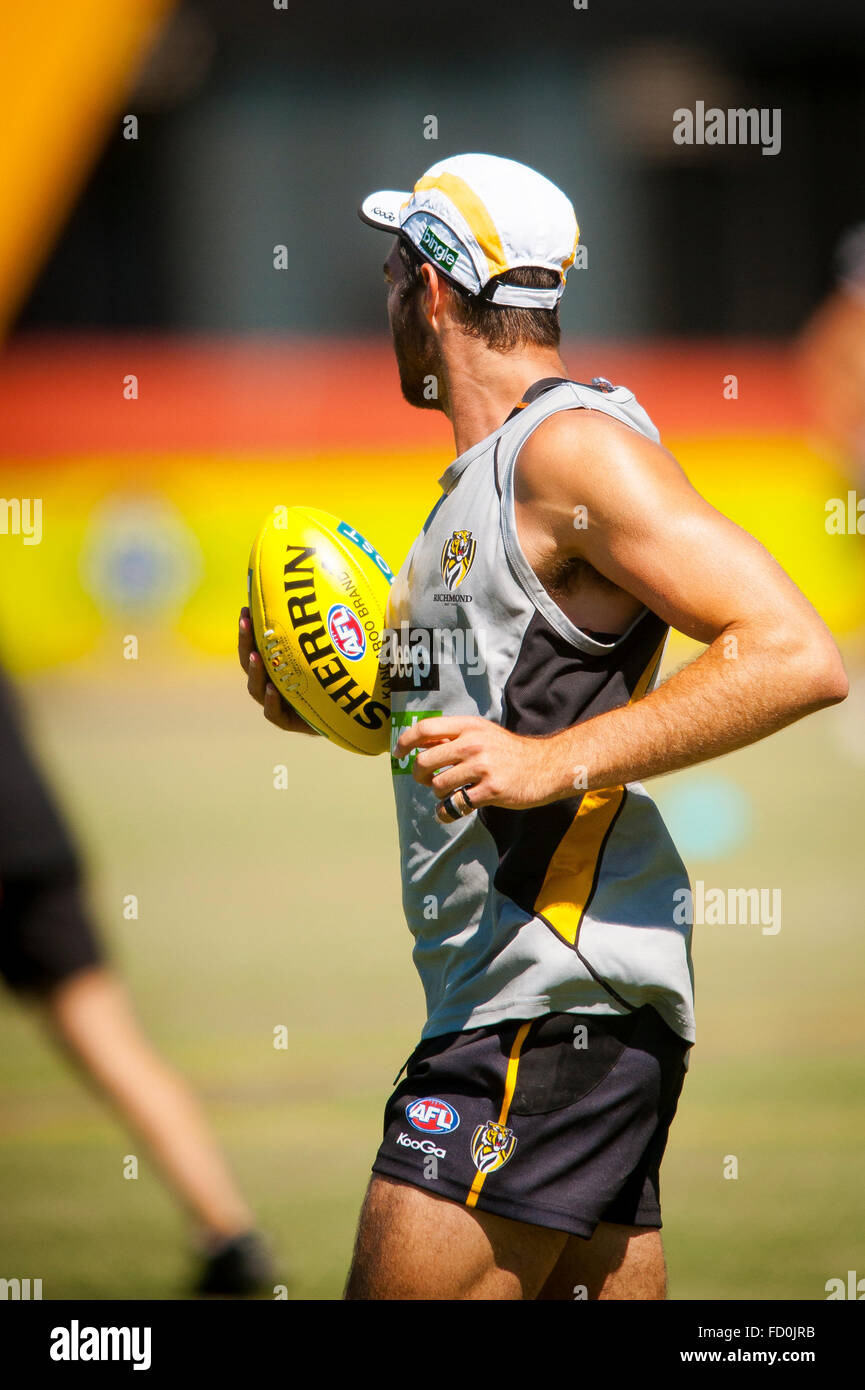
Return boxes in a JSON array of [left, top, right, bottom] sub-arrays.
[[372, 1004, 691, 1240], [0, 669, 104, 994], [0, 865, 103, 994]]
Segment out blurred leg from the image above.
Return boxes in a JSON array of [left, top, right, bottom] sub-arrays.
[[43, 964, 254, 1241]]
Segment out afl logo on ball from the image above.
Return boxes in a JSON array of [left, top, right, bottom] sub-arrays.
[[327, 603, 365, 661], [405, 1097, 460, 1134], [470, 1121, 517, 1174]]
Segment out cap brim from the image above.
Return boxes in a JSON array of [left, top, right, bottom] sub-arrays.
[[358, 190, 408, 231]]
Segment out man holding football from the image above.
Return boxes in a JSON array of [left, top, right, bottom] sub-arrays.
[[238, 154, 847, 1300]]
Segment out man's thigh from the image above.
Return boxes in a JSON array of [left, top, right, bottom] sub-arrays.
[[343, 1176, 665, 1301], [343, 1174, 568, 1300]]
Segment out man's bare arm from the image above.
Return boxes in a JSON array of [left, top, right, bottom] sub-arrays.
[[399, 410, 849, 811]]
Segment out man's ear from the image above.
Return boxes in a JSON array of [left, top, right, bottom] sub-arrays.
[[419, 261, 443, 329]]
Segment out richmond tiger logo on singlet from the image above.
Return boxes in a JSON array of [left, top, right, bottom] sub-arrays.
[[440, 529, 477, 590]]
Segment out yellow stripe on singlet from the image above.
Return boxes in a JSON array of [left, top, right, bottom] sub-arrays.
[[533, 634, 668, 947]]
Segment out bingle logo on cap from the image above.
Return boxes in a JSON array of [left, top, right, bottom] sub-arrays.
[[420, 224, 459, 272]]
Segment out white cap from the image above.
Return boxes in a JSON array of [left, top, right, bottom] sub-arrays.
[[359, 153, 580, 309]]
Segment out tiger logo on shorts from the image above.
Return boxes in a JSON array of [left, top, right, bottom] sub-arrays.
[[470, 1121, 517, 1174], [440, 529, 477, 591]]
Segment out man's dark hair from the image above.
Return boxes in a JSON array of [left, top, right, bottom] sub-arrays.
[[397, 237, 561, 353]]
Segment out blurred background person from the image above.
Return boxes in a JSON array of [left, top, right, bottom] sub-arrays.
[[796, 222, 865, 472], [0, 664, 274, 1296]]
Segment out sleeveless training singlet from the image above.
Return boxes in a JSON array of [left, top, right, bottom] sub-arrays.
[[382, 378, 695, 1046]]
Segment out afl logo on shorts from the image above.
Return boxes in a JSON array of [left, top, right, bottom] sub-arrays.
[[405, 1097, 460, 1134], [440, 529, 477, 591], [327, 603, 365, 661], [470, 1121, 517, 1174]]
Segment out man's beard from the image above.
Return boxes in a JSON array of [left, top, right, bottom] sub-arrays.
[[390, 293, 446, 411]]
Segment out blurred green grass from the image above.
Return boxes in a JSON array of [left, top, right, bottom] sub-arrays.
[[0, 659, 863, 1300]]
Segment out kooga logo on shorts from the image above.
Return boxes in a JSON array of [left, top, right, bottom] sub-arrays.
[[397, 1132, 447, 1159]]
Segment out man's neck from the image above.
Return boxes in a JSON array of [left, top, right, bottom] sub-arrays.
[[439, 341, 569, 457]]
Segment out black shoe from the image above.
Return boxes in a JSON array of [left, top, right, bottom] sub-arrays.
[[194, 1230, 275, 1297]]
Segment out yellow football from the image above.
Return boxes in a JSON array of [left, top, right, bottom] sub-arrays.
[[247, 505, 393, 755]]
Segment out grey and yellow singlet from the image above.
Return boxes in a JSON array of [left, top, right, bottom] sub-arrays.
[[382, 378, 695, 1046]]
